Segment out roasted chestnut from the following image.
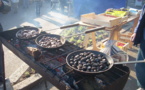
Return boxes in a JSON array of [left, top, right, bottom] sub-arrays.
[[38, 36, 62, 48], [68, 51, 110, 72]]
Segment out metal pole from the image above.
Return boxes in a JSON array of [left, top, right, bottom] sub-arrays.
[[0, 41, 6, 90], [126, 0, 128, 8], [0, 26, 6, 90]]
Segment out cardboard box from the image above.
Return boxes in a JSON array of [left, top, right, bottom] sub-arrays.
[[116, 41, 129, 52]]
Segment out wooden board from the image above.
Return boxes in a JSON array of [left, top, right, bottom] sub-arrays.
[[81, 13, 125, 27]]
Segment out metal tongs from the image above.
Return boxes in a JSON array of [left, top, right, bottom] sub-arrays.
[[45, 23, 80, 31], [65, 26, 105, 38]]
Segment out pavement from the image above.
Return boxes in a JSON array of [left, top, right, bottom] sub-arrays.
[[0, 0, 144, 90]]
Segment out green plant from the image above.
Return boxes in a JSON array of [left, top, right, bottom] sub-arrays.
[[31, 68, 35, 74], [89, 39, 92, 42], [78, 26, 86, 32], [74, 43, 77, 45], [69, 37, 75, 42], [24, 71, 30, 77], [77, 40, 82, 44], [60, 26, 99, 47], [81, 35, 85, 40]]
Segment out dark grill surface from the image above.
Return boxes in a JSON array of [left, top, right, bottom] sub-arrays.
[[0, 27, 130, 90]]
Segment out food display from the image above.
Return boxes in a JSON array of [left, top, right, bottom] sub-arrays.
[[37, 36, 63, 48], [67, 51, 110, 72], [60, 26, 110, 48], [16, 29, 40, 39]]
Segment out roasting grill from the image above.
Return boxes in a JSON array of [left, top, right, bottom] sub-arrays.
[[0, 26, 130, 90]]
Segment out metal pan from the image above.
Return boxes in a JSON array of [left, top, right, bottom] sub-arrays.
[[35, 34, 66, 49], [16, 26, 41, 40], [66, 50, 114, 74], [35, 26, 105, 49], [66, 50, 145, 75]]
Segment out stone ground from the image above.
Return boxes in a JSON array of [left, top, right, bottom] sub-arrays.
[[0, 0, 144, 90]]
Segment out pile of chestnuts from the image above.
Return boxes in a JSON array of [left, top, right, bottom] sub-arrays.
[[38, 36, 62, 48], [68, 52, 110, 72], [17, 29, 39, 39]]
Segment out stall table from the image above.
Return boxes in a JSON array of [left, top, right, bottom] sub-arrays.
[[79, 14, 140, 51]]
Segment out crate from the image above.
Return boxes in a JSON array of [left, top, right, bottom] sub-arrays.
[[97, 39, 129, 52], [81, 13, 128, 27], [115, 41, 129, 52]]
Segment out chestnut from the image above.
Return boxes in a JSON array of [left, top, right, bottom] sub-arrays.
[[87, 66, 91, 70], [68, 51, 110, 73], [70, 61, 74, 65], [78, 61, 82, 64]]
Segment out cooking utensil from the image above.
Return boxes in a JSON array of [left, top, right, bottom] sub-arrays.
[[66, 50, 113, 74], [16, 26, 41, 40], [66, 50, 145, 74], [45, 23, 80, 31], [44, 22, 98, 32], [35, 34, 66, 49], [114, 60, 145, 64], [35, 26, 105, 49], [64, 26, 105, 38]]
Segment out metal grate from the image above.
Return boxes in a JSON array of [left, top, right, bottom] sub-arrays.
[[0, 27, 130, 90]]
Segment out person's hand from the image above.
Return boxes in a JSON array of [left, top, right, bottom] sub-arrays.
[[130, 33, 136, 41]]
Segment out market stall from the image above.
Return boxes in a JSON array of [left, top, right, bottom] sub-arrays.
[[0, 2, 141, 89], [79, 9, 140, 52]]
